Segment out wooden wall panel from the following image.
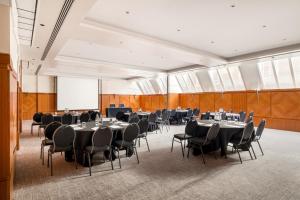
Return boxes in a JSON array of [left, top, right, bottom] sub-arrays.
[[199, 93, 215, 112], [151, 95, 160, 112], [119, 95, 130, 108], [101, 95, 110, 115], [22, 93, 37, 120], [231, 92, 247, 113], [214, 93, 232, 112], [271, 91, 300, 119], [37, 93, 56, 113], [168, 93, 179, 109], [247, 91, 271, 117], [129, 95, 140, 111], [159, 95, 167, 109]]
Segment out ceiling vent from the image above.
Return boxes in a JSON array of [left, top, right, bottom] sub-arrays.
[[41, 0, 74, 60]]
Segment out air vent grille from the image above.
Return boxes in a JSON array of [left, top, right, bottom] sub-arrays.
[[41, 0, 74, 60]]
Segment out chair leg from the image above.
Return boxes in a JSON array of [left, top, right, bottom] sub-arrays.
[[40, 143, 43, 159], [47, 150, 50, 168], [117, 149, 121, 169], [171, 137, 175, 152], [145, 137, 150, 152], [31, 124, 33, 135], [248, 148, 253, 160], [38, 127, 40, 137], [50, 152, 53, 176], [250, 144, 257, 159], [138, 138, 141, 147], [187, 146, 191, 158], [87, 152, 91, 176], [236, 148, 242, 164], [180, 141, 185, 158], [110, 148, 114, 170], [257, 140, 264, 155], [200, 146, 206, 164], [73, 149, 78, 169], [42, 144, 45, 165], [134, 147, 139, 164]]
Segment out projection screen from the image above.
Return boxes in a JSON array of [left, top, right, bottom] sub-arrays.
[[57, 76, 99, 110]]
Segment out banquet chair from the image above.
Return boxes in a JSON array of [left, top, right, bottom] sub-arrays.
[[129, 112, 138, 121], [187, 123, 220, 164], [192, 108, 200, 119], [31, 112, 43, 135], [239, 111, 246, 122], [114, 123, 140, 168], [183, 109, 193, 124], [202, 111, 210, 120], [62, 113, 73, 125], [116, 111, 125, 121], [109, 104, 115, 108], [171, 120, 198, 158], [245, 116, 253, 124], [148, 113, 159, 133], [47, 125, 77, 176], [80, 112, 90, 122], [155, 110, 162, 118], [119, 104, 125, 108], [84, 127, 114, 176], [137, 119, 150, 152], [157, 110, 170, 132], [40, 121, 62, 165], [252, 119, 266, 157], [229, 122, 255, 164], [221, 112, 227, 120], [169, 109, 177, 124], [90, 111, 101, 121], [38, 113, 54, 138], [129, 116, 140, 124]]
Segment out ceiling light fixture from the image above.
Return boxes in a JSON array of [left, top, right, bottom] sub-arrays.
[[262, 25, 267, 28], [40, 24, 45, 26], [125, 11, 130, 14], [177, 29, 181, 32], [210, 41, 215, 44], [36, 46, 39, 48], [230, 4, 236, 8]]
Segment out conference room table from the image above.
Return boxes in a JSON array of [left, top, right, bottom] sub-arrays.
[[201, 112, 240, 120], [124, 111, 151, 120], [193, 120, 246, 157], [68, 119, 129, 166]]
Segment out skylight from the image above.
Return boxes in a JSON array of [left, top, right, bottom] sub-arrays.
[[258, 61, 277, 89], [273, 58, 294, 88], [291, 56, 300, 87], [208, 69, 223, 91], [218, 67, 233, 91], [228, 64, 245, 90]]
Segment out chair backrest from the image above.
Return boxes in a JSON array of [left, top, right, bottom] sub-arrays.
[[239, 111, 246, 122], [239, 122, 254, 144], [221, 112, 227, 120], [90, 111, 100, 121], [138, 118, 149, 134], [256, 119, 266, 139], [148, 113, 157, 123], [109, 104, 115, 108], [155, 110, 162, 118], [116, 111, 125, 121], [170, 109, 176, 117], [52, 125, 76, 152], [129, 116, 140, 124], [129, 112, 138, 120], [41, 113, 54, 125], [203, 112, 210, 120], [162, 109, 167, 115], [193, 108, 200, 117], [185, 120, 198, 136], [80, 112, 90, 122], [33, 112, 43, 122], [119, 104, 125, 108], [123, 123, 139, 143], [249, 111, 254, 117], [91, 127, 113, 153], [186, 109, 193, 117], [162, 110, 169, 121], [204, 123, 220, 145], [44, 121, 62, 140], [245, 116, 253, 124], [62, 113, 73, 125]]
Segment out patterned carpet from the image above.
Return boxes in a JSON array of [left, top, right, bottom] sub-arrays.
[[14, 121, 300, 200]]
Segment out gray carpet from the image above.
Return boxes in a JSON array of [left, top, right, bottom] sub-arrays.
[[14, 121, 300, 200]]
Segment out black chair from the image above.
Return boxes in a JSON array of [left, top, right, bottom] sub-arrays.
[[40, 121, 62, 165], [245, 116, 253, 124], [229, 122, 255, 164], [110, 104, 115, 108], [62, 113, 73, 125], [31, 112, 43, 135], [80, 112, 90, 122], [155, 110, 162, 118], [38, 113, 54, 137], [187, 123, 220, 164], [252, 119, 266, 157], [90, 111, 101, 121], [171, 120, 198, 157], [84, 127, 114, 176], [116, 111, 125, 121], [148, 113, 159, 133], [169, 109, 177, 124], [119, 104, 125, 108], [129, 112, 138, 121], [114, 124, 140, 168], [137, 119, 150, 152], [157, 110, 170, 132], [192, 108, 200, 119], [129, 116, 140, 124], [221, 112, 227, 120], [202, 111, 210, 120], [239, 111, 246, 122], [47, 125, 77, 176], [183, 109, 193, 123]]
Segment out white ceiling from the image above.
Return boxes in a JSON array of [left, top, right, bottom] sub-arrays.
[[19, 0, 300, 79]]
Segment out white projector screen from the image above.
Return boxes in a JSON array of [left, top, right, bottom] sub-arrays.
[[57, 76, 99, 110]]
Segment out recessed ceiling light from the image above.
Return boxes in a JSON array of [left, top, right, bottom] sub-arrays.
[[40, 24, 45, 26], [282, 38, 287, 41], [210, 41, 215, 44], [32, 58, 35, 60], [120, 41, 123, 44], [234, 49, 238, 52], [262, 25, 267, 28], [230, 4, 236, 8], [177, 29, 181, 32], [36, 46, 39, 49], [125, 11, 130, 14]]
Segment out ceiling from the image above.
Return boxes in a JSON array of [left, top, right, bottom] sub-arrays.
[[19, 0, 300, 79]]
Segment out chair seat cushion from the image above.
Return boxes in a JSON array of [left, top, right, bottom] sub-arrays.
[[85, 145, 109, 153], [49, 145, 73, 153], [42, 139, 53, 145], [174, 134, 193, 140], [149, 122, 156, 125], [189, 137, 206, 145], [137, 133, 146, 138], [114, 140, 134, 148], [32, 122, 42, 126]]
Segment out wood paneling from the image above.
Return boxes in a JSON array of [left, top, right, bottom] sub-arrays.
[[247, 91, 271, 117], [0, 53, 18, 200], [271, 91, 300, 119], [231, 92, 247, 113], [199, 93, 215, 112], [214, 93, 232, 111], [168, 93, 179, 109]]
